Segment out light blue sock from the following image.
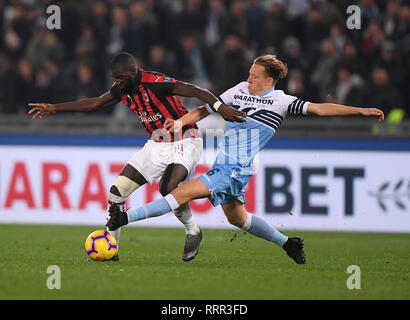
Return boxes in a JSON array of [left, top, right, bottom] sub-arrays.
[[242, 213, 288, 247], [128, 194, 179, 222]]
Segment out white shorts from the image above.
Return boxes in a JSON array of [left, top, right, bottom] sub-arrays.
[[128, 137, 203, 185]]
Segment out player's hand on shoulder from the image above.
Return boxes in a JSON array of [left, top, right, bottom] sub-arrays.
[[164, 118, 182, 133], [28, 103, 57, 119], [360, 107, 384, 122], [218, 104, 247, 123]]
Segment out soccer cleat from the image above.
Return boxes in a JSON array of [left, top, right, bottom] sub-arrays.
[[283, 236, 306, 264], [106, 203, 128, 231], [182, 228, 203, 262]]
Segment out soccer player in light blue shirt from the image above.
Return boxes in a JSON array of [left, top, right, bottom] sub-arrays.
[[106, 55, 384, 264]]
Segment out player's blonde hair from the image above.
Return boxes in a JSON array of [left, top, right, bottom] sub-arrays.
[[253, 55, 288, 83]]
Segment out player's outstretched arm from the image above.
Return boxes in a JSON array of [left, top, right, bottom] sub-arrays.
[[172, 81, 246, 122], [28, 92, 120, 119], [307, 103, 384, 122], [164, 106, 210, 133]]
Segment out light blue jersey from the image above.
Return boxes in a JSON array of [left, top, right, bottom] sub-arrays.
[[206, 82, 310, 174], [200, 82, 311, 206]]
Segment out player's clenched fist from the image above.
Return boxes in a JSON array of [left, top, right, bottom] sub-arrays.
[[164, 118, 182, 133], [28, 103, 57, 119]]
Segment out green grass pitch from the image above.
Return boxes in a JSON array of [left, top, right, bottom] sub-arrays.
[[1, 224, 409, 300]]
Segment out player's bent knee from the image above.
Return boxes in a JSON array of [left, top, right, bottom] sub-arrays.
[[159, 184, 173, 197], [159, 175, 182, 197], [113, 176, 141, 198]]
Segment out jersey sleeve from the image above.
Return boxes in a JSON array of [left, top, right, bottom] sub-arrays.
[[110, 83, 123, 100], [282, 93, 310, 115]]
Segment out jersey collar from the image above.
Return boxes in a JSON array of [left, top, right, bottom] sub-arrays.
[[257, 86, 275, 97]]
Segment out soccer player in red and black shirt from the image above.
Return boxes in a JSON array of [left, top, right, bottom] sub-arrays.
[[28, 52, 245, 262]]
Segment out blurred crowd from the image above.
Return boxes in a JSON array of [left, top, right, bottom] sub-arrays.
[[0, 0, 409, 118]]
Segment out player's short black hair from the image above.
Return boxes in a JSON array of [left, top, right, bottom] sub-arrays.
[[110, 52, 136, 71]]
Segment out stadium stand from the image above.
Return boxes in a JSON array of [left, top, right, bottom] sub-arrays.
[[0, 0, 409, 137]]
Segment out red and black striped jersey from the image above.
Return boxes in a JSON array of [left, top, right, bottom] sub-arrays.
[[110, 69, 198, 142]]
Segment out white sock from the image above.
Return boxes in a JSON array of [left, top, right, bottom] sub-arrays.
[[164, 193, 180, 210], [173, 203, 200, 235], [109, 228, 121, 252], [109, 193, 126, 205], [240, 212, 252, 231]]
